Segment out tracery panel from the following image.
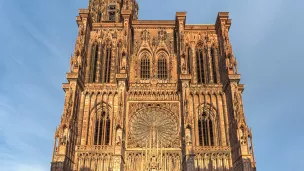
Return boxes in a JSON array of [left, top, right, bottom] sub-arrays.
[[140, 53, 150, 80], [198, 104, 216, 146], [158, 53, 168, 80]]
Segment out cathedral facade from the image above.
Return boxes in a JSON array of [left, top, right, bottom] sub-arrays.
[[50, 0, 256, 171]]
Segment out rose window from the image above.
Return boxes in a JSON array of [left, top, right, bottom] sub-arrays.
[[129, 107, 178, 147]]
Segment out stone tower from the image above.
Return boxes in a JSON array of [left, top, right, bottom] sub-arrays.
[[50, 0, 256, 170]]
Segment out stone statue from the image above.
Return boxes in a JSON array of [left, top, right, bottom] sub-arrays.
[[121, 54, 126, 70], [226, 54, 238, 74]]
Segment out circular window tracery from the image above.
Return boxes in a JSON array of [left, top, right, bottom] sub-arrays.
[[129, 107, 178, 147]]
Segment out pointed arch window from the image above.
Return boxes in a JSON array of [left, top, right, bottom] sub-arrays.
[[196, 48, 205, 84], [198, 112, 214, 146], [90, 44, 99, 82], [140, 53, 150, 79], [94, 110, 111, 145], [158, 54, 168, 80], [103, 47, 112, 83]]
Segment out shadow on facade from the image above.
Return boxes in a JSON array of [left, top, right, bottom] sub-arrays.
[[79, 168, 92, 171], [185, 154, 256, 171]]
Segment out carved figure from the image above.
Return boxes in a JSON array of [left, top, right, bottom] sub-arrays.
[[226, 54, 238, 74]]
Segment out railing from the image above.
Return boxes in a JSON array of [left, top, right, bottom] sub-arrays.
[[75, 145, 114, 152]]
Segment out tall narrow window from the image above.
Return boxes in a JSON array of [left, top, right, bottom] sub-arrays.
[[90, 44, 99, 82], [97, 11, 102, 22], [94, 111, 111, 145], [98, 46, 104, 83], [198, 112, 214, 146], [158, 55, 168, 80], [196, 49, 205, 84], [187, 48, 192, 74], [140, 54, 150, 79], [108, 4, 116, 21], [211, 48, 217, 83], [103, 48, 111, 83]]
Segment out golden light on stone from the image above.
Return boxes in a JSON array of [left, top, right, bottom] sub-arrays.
[[50, 1, 256, 171]]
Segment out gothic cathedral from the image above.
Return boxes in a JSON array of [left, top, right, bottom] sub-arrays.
[[50, 0, 256, 171]]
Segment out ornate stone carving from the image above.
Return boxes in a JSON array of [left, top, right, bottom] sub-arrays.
[[51, 3, 257, 171], [129, 106, 179, 147]]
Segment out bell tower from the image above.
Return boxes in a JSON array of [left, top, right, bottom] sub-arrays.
[[50, 1, 256, 171]]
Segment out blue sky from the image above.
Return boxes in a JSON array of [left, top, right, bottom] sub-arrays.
[[0, 0, 303, 170]]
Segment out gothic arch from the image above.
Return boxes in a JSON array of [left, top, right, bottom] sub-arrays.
[[156, 51, 169, 80], [89, 102, 113, 145], [197, 103, 217, 146], [195, 41, 207, 84], [139, 50, 152, 80]]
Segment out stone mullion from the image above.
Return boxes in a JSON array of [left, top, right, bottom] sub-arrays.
[[196, 93, 201, 146], [77, 93, 86, 145], [208, 47, 214, 84], [217, 94, 226, 146], [88, 94, 97, 145], [106, 93, 112, 145], [100, 93, 105, 145], [214, 47, 220, 83], [192, 46, 197, 83], [111, 93, 115, 146], [101, 48, 107, 83], [190, 94, 195, 145], [110, 47, 115, 82], [96, 110, 101, 146], [203, 49, 208, 84], [105, 48, 109, 83], [198, 51, 203, 83], [96, 43, 102, 83], [81, 94, 88, 145], [210, 93, 218, 146], [85, 43, 93, 83], [102, 93, 107, 145], [106, 48, 112, 83], [85, 93, 92, 145], [117, 46, 121, 73], [96, 93, 101, 146], [222, 94, 230, 146]]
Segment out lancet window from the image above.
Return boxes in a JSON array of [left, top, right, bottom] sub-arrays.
[[196, 48, 205, 84], [94, 111, 111, 145], [103, 47, 112, 83], [140, 53, 150, 79], [157, 54, 168, 80], [90, 44, 99, 83], [198, 111, 214, 146]]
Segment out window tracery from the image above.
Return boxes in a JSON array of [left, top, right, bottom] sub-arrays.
[[196, 47, 205, 84], [93, 104, 111, 145], [90, 43, 99, 83], [198, 106, 215, 146], [103, 47, 112, 83], [140, 53, 150, 79], [157, 54, 168, 80]]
